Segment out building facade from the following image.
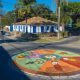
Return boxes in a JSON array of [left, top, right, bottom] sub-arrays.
[[10, 17, 63, 34], [11, 24, 58, 33]]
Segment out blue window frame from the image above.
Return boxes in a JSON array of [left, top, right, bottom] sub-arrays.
[[50, 26, 54, 32], [33, 26, 36, 33], [46, 26, 49, 32], [10, 25, 13, 32], [41, 26, 44, 32]]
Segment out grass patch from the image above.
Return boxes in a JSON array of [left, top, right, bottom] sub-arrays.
[[33, 37, 62, 43]]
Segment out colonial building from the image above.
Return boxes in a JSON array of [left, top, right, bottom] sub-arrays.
[[10, 17, 62, 34]]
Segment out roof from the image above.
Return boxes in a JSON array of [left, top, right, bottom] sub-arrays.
[[13, 16, 57, 25]]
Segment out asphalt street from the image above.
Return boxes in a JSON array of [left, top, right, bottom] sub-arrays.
[[0, 35, 80, 80], [1, 35, 80, 56]]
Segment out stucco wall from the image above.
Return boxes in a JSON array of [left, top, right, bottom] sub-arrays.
[[10, 24, 58, 33]]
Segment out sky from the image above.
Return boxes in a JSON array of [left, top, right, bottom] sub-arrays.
[[2, 0, 80, 13]]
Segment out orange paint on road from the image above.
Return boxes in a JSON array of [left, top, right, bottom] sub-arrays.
[[32, 49, 56, 54], [39, 60, 80, 75]]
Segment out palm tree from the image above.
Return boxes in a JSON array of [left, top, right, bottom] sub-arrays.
[[60, 0, 70, 25], [16, 0, 36, 23], [55, 0, 69, 39]]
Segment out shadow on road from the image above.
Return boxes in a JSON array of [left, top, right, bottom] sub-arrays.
[[0, 46, 30, 80], [0, 39, 17, 44]]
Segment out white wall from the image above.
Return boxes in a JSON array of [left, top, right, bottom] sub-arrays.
[[27, 25, 31, 33], [36, 26, 41, 33], [13, 25, 15, 31], [30, 26, 33, 33], [38, 26, 41, 33], [12, 24, 58, 33]]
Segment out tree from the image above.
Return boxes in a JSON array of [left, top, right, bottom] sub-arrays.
[[76, 19, 80, 28], [15, 0, 36, 22], [4, 11, 15, 25], [19, 0, 36, 5], [29, 4, 55, 20], [0, 0, 3, 29], [0, 0, 3, 16], [14, 0, 56, 22], [0, 0, 3, 8], [60, 0, 71, 25]]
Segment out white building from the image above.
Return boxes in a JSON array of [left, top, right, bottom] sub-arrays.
[[10, 17, 62, 33]]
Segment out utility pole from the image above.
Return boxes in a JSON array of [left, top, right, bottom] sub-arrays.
[[56, 0, 60, 39], [57, 6, 60, 39]]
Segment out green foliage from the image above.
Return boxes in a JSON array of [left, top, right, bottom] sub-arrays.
[[0, 0, 3, 16], [67, 2, 80, 15], [16, 0, 36, 19], [3, 11, 15, 25], [60, 1, 71, 25], [18, 0, 36, 5], [76, 19, 80, 28], [0, 0, 3, 28], [0, 0, 3, 8], [60, 1, 80, 29], [60, 31, 68, 38], [4, 0, 57, 24]]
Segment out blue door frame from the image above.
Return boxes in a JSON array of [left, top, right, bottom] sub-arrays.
[[41, 26, 44, 33], [50, 26, 54, 32], [10, 25, 13, 32], [33, 26, 36, 33]]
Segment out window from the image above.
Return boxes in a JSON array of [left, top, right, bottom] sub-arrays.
[[41, 26, 44, 33], [33, 26, 36, 33], [50, 26, 54, 32], [46, 26, 49, 32], [21, 26, 22, 29]]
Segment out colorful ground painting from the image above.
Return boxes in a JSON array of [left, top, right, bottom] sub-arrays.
[[12, 49, 80, 76]]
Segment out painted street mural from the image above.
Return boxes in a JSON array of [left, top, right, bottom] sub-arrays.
[[12, 49, 80, 76]]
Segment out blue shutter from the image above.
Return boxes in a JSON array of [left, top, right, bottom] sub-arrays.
[[33, 26, 36, 33], [46, 26, 49, 32], [41, 26, 44, 32], [10, 25, 13, 32], [50, 26, 54, 32]]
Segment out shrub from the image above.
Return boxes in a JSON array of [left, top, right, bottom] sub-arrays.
[[60, 31, 68, 38]]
